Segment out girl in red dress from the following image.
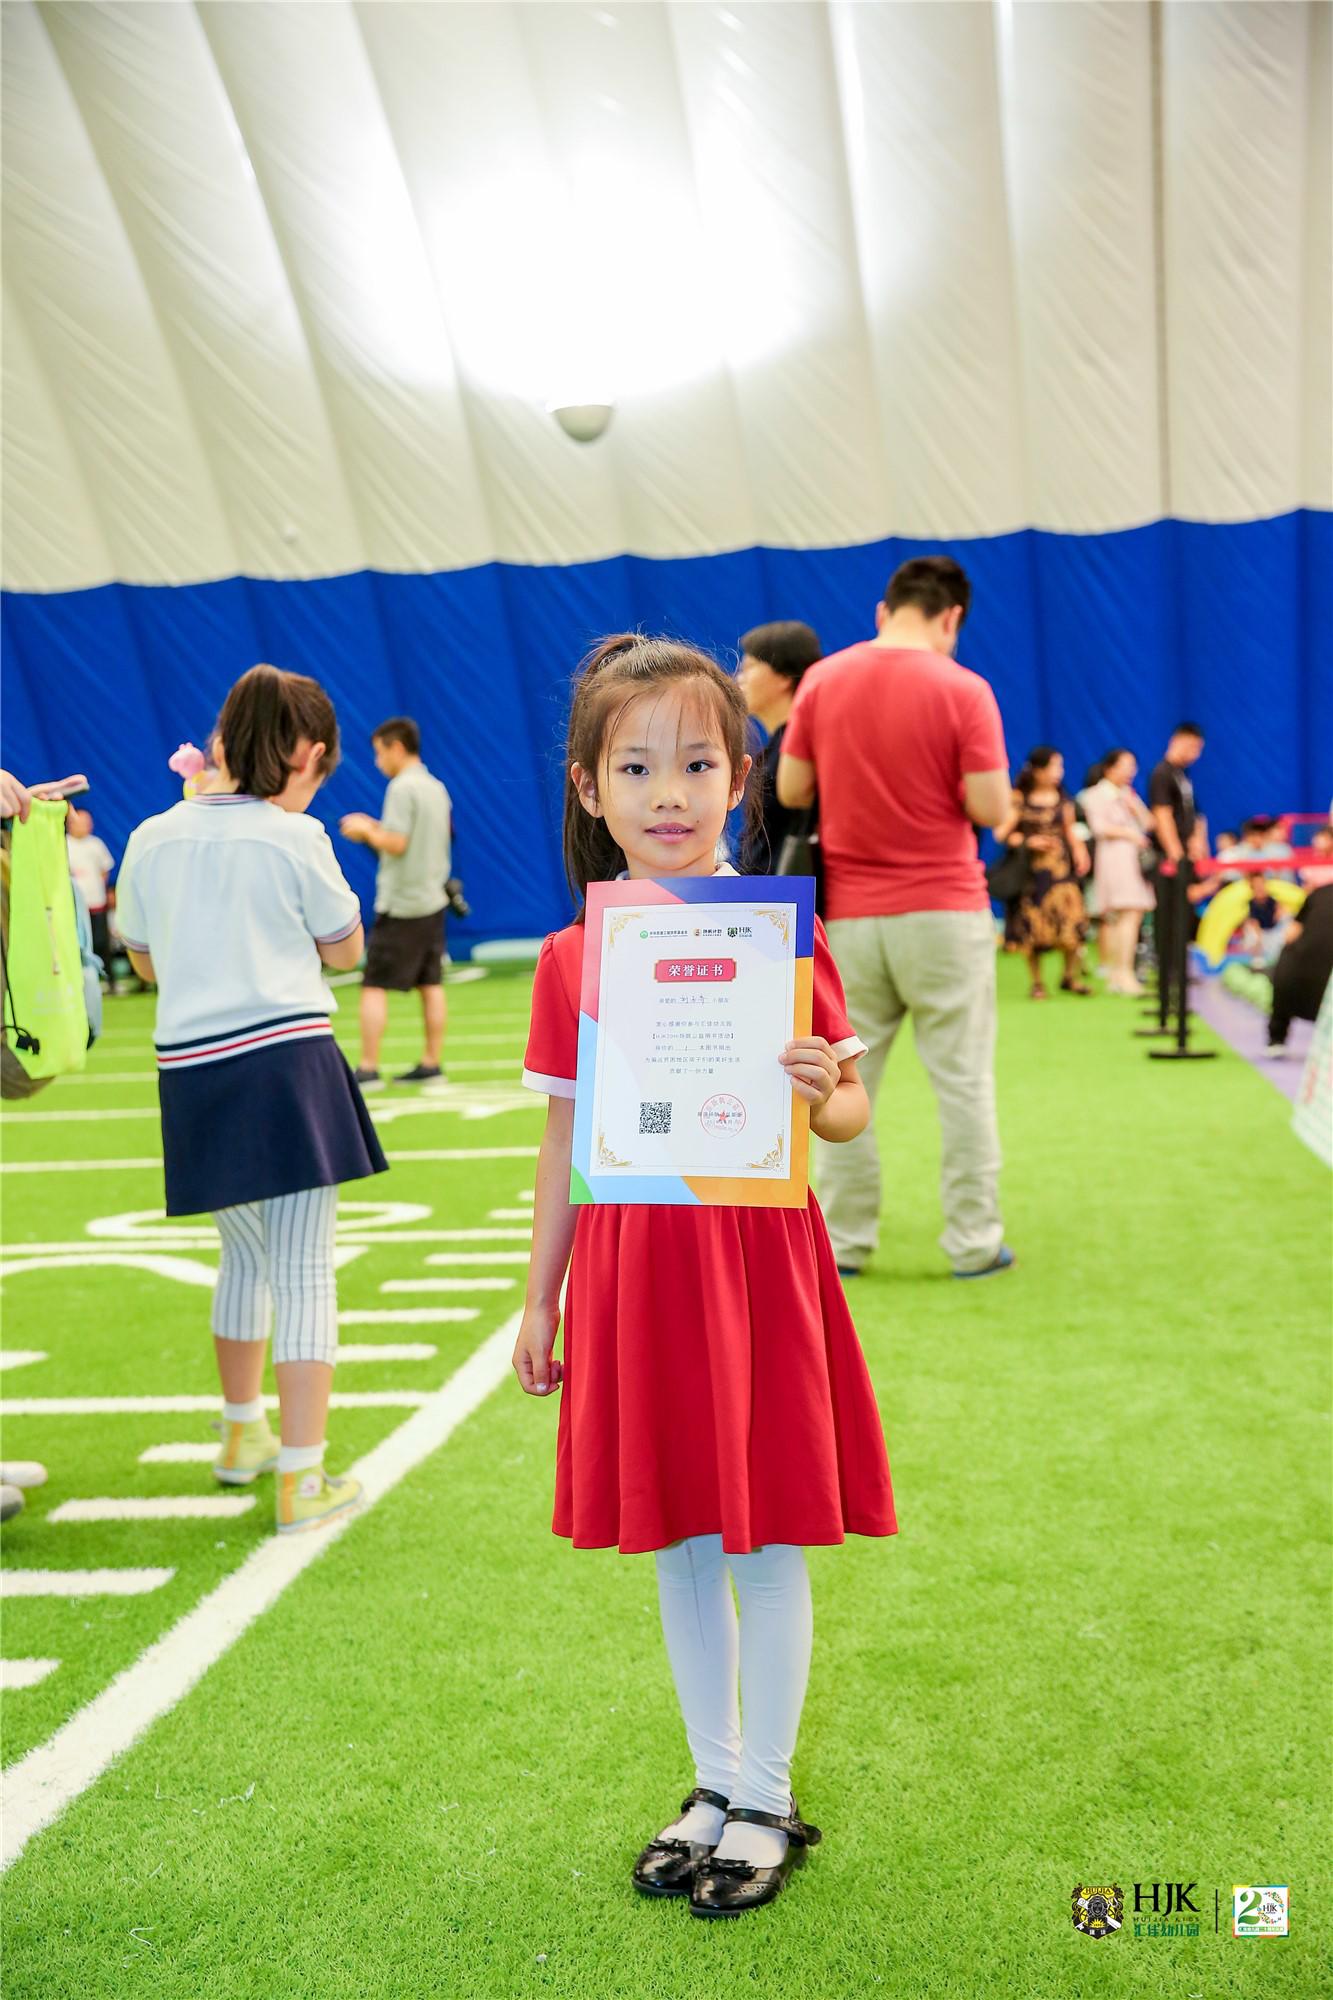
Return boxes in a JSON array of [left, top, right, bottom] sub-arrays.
[[514, 636, 896, 1919]]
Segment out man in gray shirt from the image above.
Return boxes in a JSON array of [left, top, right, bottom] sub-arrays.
[[340, 717, 451, 1088]]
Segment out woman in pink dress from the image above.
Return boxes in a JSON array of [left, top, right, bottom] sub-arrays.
[[1086, 749, 1155, 994], [514, 635, 896, 1920]]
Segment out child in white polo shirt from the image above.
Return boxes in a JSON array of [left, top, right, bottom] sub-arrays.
[[116, 665, 387, 1535]]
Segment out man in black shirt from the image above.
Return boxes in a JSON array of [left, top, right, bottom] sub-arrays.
[[1147, 722, 1207, 862], [737, 620, 823, 874], [1147, 723, 1207, 1008], [1267, 883, 1333, 1053]]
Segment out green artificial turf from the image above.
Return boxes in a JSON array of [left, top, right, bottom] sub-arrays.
[[1, 961, 1329, 1997]]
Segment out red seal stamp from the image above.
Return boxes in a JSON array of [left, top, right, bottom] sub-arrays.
[[700, 1093, 746, 1135]]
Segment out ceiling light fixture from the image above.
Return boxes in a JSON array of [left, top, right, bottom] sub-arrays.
[[548, 402, 615, 443]]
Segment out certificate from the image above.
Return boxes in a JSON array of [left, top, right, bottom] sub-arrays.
[[571, 875, 816, 1207]]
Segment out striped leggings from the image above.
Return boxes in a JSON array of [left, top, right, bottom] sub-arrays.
[[211, 1187, 339, 1366]]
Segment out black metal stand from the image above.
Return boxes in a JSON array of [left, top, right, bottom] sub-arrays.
[[1147, 861, 1217, 1061]]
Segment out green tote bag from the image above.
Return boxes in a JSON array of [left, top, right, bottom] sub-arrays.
[[3, 799, 90, 1081]]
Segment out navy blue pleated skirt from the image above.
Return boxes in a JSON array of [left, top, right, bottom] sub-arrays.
[[158, 1035, 388, 1216]]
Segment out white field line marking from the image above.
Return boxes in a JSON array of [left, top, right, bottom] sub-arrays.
[[0, 1249, 361, 1289], [2, 1229, 530, 1255], [339, 1308, 478, 1325], [1, 1569, 175, 1599], [86, 1009, 524, 1046], [84, 1200, 432, 1241], [366, 1090, 541, 1128], [87, 1026, 518, 1058], [0, 1146, 539, 1174], [487, 1209, 536, 1221], [3, 1073, 157, 1085], [346, 1050, 524, 1065], [413, 1060, 519, 1072], [17, 1059, 521, 1082], [49, 1496, 256, 1524], [354, 1032, 526, 1047], [0, 1082, 531, 1122], [334, 1343, 437, 1363], [385, 1147, 537, 1163], [0, 1109, 158, 1123], [1, 1660, 61, 1690], [0, 1309, 521, 1871], [0, 1254, 215, 1290], [357, 1031, 526, 1046], [517, 1190, 534, 1200], [3, 1244, 207, 1257], [1, 1393, 429, 1417], [368, 1228, 529, 1243], [423, 1251, 529, 1266], [334, 1032, 528, 1048], [139, 1443, 217, 1465], [380, 1278, 515, 1294], [0, 1352, 47, 1372]]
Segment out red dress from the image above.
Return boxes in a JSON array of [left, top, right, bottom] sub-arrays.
[[523, 919, 898, 1556]]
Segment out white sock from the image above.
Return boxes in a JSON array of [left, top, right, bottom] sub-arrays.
[[654, 1535, 741, 1843], [662, 1798, 727, 1847], [277, 1442, 325, 1476], [711, 1817, 790, 1868], [710, 1543, 813, 1868], [222, 1397, 266, 1425]]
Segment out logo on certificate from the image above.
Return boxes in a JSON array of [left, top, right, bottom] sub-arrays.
[[700, 1093, 746, 1135], [1232, 1886, 1288, 1936]]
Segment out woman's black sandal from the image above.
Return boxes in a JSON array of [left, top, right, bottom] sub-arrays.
[[631, 1787, 730, 1897], [689, 1802, 822, 1918]]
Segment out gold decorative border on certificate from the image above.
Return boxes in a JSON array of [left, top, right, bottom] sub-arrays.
[[598, 1131, 631, 1168], [754, 907, 791, 944], [746, 1134, 784, 1171], [606, 911, 642, 952]]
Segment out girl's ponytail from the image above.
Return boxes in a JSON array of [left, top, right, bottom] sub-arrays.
[[216, 664, 340, 798]]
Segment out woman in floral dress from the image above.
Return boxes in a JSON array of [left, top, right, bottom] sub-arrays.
[[994, 747, 1091, 999]]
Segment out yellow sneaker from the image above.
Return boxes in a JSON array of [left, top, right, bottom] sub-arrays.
[[212, 1416, 280, 1486], [275, 1465, 363, 1535]]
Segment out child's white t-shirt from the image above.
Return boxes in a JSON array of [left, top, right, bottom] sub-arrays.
[[116, 794, 361, 1049], [67, 833, 115, 910]]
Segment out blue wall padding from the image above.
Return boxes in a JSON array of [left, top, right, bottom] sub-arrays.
[[3, 511, 1328, 947]]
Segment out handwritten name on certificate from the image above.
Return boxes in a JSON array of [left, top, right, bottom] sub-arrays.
[[572, 876, 817, 1207]]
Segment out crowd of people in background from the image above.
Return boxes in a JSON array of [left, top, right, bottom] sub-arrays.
[[11, 552, 1333, 1164], [4, 562, 1331, 1538], [732, 579, 1333, 1089]]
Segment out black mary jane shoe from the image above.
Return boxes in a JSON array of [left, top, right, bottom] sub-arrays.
[[689, 1803, 823, 1919], [631, 1787, 730, 1898]]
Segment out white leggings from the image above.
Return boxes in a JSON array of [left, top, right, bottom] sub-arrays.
[[211, 1188, 339, 1367], [654, 1535, 813, 1818]]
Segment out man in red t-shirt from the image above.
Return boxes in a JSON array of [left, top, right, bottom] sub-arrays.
[[778, 556, 1014, 1278]]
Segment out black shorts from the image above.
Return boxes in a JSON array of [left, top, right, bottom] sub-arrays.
[[363, 910, 446, 991]]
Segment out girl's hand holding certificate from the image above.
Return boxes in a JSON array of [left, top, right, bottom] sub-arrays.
[[783, 1033, 870, 1143], [779, 1035, 840, 1107]]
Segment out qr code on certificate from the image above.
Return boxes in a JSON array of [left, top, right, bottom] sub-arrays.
[[639, 1101, 673, 1135]]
